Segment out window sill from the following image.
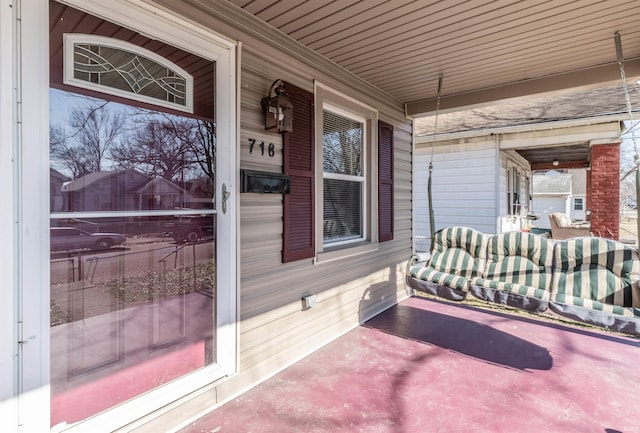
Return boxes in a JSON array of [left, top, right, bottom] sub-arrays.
[[314, 241, 378, 265]]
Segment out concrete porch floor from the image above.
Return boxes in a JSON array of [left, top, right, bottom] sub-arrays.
[[179, 296, 640, 433]]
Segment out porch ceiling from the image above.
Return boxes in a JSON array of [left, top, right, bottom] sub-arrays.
[[517, 144, 591, 170], [227, 0, 640, 118]]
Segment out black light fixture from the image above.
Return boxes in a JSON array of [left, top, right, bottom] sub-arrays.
[[552, 159, 560, 166], [261, 79, 293, 133]]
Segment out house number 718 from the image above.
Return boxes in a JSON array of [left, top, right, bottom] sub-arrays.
[[249, 138, 275, 157]]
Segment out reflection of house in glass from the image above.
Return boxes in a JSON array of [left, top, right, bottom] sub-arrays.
[[50, 168, 70, 213], [59, 169, 212, 212]]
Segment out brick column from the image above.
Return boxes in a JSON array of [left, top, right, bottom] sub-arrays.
[[589, 143, 620, 240]]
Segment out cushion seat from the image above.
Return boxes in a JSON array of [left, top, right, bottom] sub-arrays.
[[548, 237, 640, 333], [407, 227, 487, 301], [469, 231, 553, 312], [411, 265, 470, 292]]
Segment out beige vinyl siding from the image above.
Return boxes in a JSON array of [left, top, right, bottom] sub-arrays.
[[233, 67, 412, 403], [127, 2, 413, 430]]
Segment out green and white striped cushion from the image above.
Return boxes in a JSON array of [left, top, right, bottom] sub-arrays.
[[472, 279, 551, 302], [478, 231, 554, 299], [551, 238, 640, 311], [428, 227, 488, 279], [413, 267, 469, 291], [410, 227, 488, 292], [552, 292, 640, 318]]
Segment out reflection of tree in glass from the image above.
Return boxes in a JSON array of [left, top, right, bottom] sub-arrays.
[[50, 91, 216, 193], [111, 120, 197, 181], [322, 113, 361, 176], [158, 115, 217, 187], [122, 114, 216, 198], [51, 100, 125, 178]]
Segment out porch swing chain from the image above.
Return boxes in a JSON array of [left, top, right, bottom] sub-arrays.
[[428, 73, 444, 250], [429, 73, 444, 167], [615, 31, 640, 246], [615, 32, 639, 158]]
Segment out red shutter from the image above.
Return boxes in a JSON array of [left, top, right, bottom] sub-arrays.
[[282, 82, 315, 262], [378, 121, 394, 242]]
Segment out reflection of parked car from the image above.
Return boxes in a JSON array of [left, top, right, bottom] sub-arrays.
[[164, 217, 214, 243], [50, 227, 126, 252]]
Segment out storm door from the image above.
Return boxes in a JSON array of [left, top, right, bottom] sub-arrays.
[[48, 2, 236, 430]]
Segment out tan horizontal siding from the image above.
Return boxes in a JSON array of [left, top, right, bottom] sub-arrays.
[[240, 268, 404, 354], [133, 3, 413, 429], [238, 56, 412, 419]]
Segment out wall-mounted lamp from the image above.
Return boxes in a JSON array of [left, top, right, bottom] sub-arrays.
[[261, 79, 293, 133], [552, 159, 559, 166]]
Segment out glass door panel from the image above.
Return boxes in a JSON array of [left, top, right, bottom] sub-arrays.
[[49, 84, 217, 427]]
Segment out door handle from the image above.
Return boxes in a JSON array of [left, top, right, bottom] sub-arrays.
[[222, 183, 231, 214]]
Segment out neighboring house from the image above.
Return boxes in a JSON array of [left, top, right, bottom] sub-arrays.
[[50, 168, 69, 213], [413, 85, 638, 244], [531, 171, 574, 229], [413, 136, 532, 239], [3, 2, 640, 433], [60, 169, 203, 212], [568, 169, 588, 221]]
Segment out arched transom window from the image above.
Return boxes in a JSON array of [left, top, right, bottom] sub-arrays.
[[64, 34, 194, 113]]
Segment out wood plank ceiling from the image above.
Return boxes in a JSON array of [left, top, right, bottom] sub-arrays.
[[227, 0, 640, 117]]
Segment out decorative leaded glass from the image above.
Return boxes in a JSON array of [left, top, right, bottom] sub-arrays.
[[64, 34, 193, 112]]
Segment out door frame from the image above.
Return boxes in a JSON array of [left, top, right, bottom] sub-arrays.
[[20, 1, 238, 431]]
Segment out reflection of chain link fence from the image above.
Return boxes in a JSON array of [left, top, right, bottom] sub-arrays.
[[51, 258, 78, 284], [51, 255, 121, 285], [414, 235, 431, 253]]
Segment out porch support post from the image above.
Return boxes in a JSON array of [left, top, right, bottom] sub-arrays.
[[589, 142, 620, 240]]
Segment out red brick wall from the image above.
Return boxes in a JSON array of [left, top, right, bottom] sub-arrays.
[[589, 143, 620, 240]]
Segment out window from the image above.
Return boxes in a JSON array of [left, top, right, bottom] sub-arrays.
[[525, 174, 531, 213], [512, 168, 521, 215], [574, 197, 584, 211], [507, 167, 514, 215], [281, 82, 393, 263], [64, 34, 194, 113], [316, 85, 378, 258], [322, 109, 364, 244]]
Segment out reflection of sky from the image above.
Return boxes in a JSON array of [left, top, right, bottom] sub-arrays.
[[50, 88, 96, 125], [50, 87, 141, 129]]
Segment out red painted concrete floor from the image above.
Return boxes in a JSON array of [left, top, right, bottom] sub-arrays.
[[179, 296, 640, 433]]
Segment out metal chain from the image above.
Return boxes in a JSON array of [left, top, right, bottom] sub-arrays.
[[429, 73, 444, 165], [616, 32, 639, 158]]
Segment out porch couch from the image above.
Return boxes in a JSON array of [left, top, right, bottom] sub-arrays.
[[549, 212, 591, 240], [407, 227, 640, 335]]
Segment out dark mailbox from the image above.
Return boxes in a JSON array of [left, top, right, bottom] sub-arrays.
[[241, 170, 290, 194]]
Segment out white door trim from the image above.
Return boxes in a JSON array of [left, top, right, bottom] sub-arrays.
[[20, 1, 238, 432]]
